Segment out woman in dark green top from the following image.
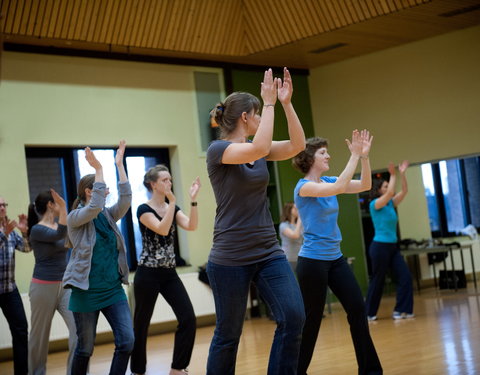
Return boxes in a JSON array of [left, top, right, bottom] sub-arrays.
[[64, 141, 134, 375]]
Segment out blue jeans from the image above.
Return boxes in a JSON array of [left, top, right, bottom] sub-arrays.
[[365, 241, 414, 316], [71, 299, 134, 375], [0, 288, 28, 375], [206, 256, 305, 375]]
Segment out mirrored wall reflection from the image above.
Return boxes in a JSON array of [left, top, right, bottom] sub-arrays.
[[421, 155, 480, 237]]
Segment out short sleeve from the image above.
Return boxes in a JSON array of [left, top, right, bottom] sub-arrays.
[[321, 176, 338, 183], [137, 204, 152, 220], [294, 179, 310, 198], [279, 222, 288, 234], [207, 140, 231, 169], [369, 199, 377, 213]]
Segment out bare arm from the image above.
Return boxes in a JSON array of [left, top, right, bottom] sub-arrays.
[[374, 162, 396, 210], [222, 69, 277, 164], [393, 160, 409, 207], [300, 130, 363, 197], [345, 130, 373, 193], [267, 68, 306, 161], [175, 177, 201, 231], [282, 217, 303, 239]]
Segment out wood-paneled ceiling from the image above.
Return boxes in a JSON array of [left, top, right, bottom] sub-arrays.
[[1, 0, 480, 68]]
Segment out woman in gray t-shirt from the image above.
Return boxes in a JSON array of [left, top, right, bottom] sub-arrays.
[[206, 68, 306, 375]]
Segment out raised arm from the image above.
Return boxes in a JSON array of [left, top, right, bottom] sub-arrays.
[[267, 68, 306, 161], [345, 130, 373, 193], [14, 214, 31, 252], [374, 162, 397, 210], [299, 130, 363, 197], [108, 140, 132, 221], [221, 69, 277, 164], [68, 147, 105, 227], [393, 160, 409, 207], [176, 177, 201, 231]]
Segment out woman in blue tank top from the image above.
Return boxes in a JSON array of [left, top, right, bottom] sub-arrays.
[[293, 132, 382, 375], [365, 161, 413, 321]]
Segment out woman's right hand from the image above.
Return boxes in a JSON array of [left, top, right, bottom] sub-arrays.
[[165, 186, 176, 205], [388, 162, 396, 175], [85, 147, 102, 170], [260, 68, 277, 106], [50, 189, 67, 212], [345, 129, 362, 157]]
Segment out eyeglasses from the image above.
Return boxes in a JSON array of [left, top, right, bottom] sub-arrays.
[[0, 203, 8, 208]]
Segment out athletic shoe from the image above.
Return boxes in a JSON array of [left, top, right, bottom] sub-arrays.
[[367, 315, 377, 321], [404, 313, 415, 319], [392, 311, 403, 320]]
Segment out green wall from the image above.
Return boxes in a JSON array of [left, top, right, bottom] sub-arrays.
[[230, 68, 370, 291]]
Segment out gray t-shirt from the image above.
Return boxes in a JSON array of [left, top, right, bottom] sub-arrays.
[[206, 140, 284, 265], [30, 224, 68, 281], [279, 221, 303, 262]]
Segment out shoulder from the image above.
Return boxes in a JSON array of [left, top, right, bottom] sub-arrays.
[[137, 203, 153, 217], [321, 176, 338, 183], [279, 222, 289, 231], [294, 178, 309, 194], [207, 140, 231, 165]]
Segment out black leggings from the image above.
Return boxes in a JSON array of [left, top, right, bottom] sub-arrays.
[[130, 266, 196, 373], [296, 256, 382, 375]]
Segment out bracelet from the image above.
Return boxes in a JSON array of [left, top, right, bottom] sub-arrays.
[[263, 104, 275, 107], [360, 156, 369, 160], [191, 201, 198, 207]]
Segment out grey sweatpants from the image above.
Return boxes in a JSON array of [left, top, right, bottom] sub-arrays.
[[28, 282, 77, 375]]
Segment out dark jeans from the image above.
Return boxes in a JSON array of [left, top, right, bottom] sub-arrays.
[[71, 299, 134, 375], [130, 266, 196, 373], [206, 256, 305, 375], [297, 256, 382, 375], [365, 241, 414, 316], [0, 288, 28, 375]]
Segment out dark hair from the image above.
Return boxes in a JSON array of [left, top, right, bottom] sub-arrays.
[[281, 202, 296, 223], [210, 92, 261, 138], [72, 174, 95, 209], [27, 190, 53, 237], [370, 178, 386, 200], [292, 137, 329, 174], [143, 165, 170, 192]]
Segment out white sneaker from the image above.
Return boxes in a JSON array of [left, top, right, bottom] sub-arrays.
[[367, 315, 377, 321], [392, 311, 403, 320]]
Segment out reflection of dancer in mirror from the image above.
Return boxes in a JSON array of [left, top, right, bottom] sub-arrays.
[[27, 189, 76, 375], [206, 68, 306, 374], [365, 161, 413, 321], [0, 196, 30, 375], [130, 165, 201, 375], [279, 202, 303, 273], [63, 141, 134, 375], [293, 132, 383, 375]]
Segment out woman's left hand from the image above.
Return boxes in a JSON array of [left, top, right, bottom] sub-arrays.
[[399, 160, 409, 174], [359, 129, 373, 158], [115, 140, 126, 167], [189, 177, 201, 202], [277, 67, 293, 105]]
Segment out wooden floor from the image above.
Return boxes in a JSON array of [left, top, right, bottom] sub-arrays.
[[2, 285, 480, 375]]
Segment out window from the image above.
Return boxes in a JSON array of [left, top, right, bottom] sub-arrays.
[[421, 156, 480, 237], [25, 147, 181, 270]]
